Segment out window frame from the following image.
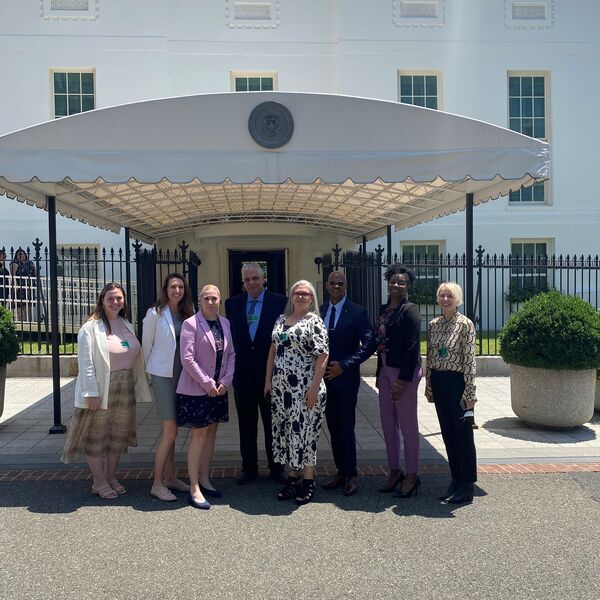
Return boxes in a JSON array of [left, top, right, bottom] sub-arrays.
[[230, 71, 278, 92], [56, 243, 101, 279], [400, 241, 444, 293], [50, 68, 96, 119], [507, 70, 551, 205], [397, 70, 443, 110], [509, 238, 553, 297]]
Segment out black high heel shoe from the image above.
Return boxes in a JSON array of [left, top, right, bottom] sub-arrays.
[[295, 479, 315, 505], [438, 478, 458, 501], [277, 476, 300, 501], [393, 477, 421, 498], [443, 483, 474, 504], [378, 469, 404, 493]]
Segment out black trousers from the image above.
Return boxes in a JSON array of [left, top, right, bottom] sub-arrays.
[[234, 376, 277, 473], [431, 369, 477, 484], [325, 380, 359, 477]]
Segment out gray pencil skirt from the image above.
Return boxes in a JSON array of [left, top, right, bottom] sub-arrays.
[[151, 374, 178, 421]]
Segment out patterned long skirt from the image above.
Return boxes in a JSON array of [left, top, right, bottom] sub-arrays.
[[61, 369, 137, 463]]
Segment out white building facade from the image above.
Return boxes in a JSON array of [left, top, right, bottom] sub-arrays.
[[0, 0, 597, 279]]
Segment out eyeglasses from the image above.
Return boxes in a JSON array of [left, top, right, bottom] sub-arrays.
[[293, 292, 312, 299], [328, 281, 345, 287]]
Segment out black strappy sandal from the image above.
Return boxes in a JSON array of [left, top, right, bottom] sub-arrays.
[[295, 478, 315, 505], [277, 476, 300, 501]]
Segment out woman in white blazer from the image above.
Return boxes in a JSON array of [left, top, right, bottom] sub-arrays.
[[62, 282, 152, 499], [142, 273, 195, 501]]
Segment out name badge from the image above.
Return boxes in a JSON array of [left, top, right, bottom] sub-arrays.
[[120, 341, 130, 348]]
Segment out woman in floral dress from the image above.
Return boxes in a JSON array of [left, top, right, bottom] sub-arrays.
[[264, 280, 329, 505]]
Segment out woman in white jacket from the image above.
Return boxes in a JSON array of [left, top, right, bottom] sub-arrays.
[[142, 273, 195, 501], [62, 282, 152, 499]]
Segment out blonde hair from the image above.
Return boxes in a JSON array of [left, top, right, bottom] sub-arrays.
[[284, 280, 319, 316], [437, 282, 463, 307], [200, 284, 221, 299]]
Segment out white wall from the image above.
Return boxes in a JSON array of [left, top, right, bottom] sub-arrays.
[[0, 0, 598, 260]]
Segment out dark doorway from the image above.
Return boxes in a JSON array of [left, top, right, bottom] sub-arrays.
[[228, 250, 287, 297]]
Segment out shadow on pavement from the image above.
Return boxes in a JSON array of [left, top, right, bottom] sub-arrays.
[[0, 380, 76, 431], [0, 475, 487, 518], [483, 417, 597, 442]]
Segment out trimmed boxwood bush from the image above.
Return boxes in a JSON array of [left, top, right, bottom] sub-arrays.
[[0, 305, 19, 367], [499, 290, 600, 370]]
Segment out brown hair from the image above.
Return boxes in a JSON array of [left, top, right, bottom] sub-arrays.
[[155, 272, 195, 319], [90, 282, 128, 334]]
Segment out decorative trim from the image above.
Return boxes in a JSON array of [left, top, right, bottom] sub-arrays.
[[41, 0, 99, 21], [226, 1, 280, 29], [393, 0, 446, 28], [504, 1, 554, 29]]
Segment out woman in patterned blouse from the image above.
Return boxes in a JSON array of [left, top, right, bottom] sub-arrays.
[[425, 282, 477, 504]]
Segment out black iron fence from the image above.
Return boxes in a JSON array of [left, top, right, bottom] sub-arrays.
[[318, 244, 600, 356], [4, 239, 600, 357], [0, 239, 199, 355]]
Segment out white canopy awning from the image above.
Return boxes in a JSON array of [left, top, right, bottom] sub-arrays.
[[0, 92, 549, 242]]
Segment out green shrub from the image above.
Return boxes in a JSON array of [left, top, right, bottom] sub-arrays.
[[499, 290, 600, 370], [505, 281, 549, 304], [409, 283, 438, 305], [0, 305, 20, 367]]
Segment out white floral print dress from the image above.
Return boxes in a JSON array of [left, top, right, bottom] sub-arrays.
[[270, 313, 329, 471]]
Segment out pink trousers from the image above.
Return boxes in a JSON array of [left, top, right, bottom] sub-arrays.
[[378, 362, 422, 473]]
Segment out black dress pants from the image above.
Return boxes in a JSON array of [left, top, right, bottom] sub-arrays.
[[431, 369, 477, 484], [325, 380, 359, 478], [234, 376, 277, 473]]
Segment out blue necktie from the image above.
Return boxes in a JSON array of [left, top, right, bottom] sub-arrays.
[[248, 299, 258, 341], [328, 305, 336, 331]]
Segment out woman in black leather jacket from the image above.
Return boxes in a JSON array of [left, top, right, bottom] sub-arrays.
[[375, 264, 423, 498]]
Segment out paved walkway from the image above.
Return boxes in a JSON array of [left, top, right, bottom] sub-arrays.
[[4, 377, 599, 600], [1, 376, 599, 476]]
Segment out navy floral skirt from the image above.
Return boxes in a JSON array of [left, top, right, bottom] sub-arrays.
[[176, 393, 229, 429]]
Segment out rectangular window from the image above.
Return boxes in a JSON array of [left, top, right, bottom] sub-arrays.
[[52, 70, 95, 118], [56, 244, 99, 279], [401, 242, 441, 304], [231, 71, 277, 92], [509, 240, 550, 302], [398, 72, 440, 109], [508, 72, 549, 203]]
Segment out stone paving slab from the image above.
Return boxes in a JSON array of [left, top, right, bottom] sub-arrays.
[[1, 375, 599, 471]]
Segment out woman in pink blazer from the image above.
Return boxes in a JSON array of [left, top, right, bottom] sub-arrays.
[[176, 284, 235, 510]]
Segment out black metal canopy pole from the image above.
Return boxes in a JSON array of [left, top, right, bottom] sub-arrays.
[[465, 192, 474, 322], [47, 195, 66, 434], [386, 225, 393, 265], [124, 227, 132, 320]]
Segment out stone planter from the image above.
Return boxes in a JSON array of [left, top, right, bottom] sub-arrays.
[[595, 379, 600, 412], [0, 365, 6, 419], [510, 364, 596, 428]]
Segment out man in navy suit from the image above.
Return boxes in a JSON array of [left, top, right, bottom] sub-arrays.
[[225, 262, 287, 484], [321, 271, 376, 496]]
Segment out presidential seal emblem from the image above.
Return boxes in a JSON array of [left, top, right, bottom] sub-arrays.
[[248, 101, 294, 149]]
